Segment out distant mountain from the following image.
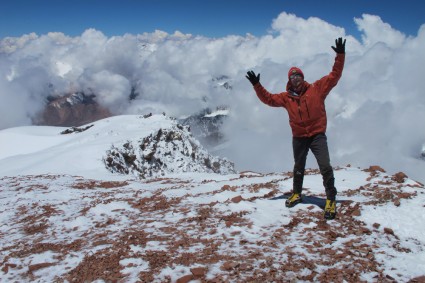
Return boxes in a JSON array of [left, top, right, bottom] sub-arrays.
[[179, 107, 229, 148], [35, 92, 230, 152], [33, 74, 233, 148], [34, 92, 112, 127], [211, 75, 233, 90], [177, 75, 232, 148]]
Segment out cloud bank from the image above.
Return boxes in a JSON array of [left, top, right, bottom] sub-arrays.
[[1, 13, 425, 182]]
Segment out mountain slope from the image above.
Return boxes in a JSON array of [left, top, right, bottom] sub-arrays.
[[0, 114, 234, 179]]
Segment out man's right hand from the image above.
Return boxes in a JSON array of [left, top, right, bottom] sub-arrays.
[[246, 70, 260, 86]]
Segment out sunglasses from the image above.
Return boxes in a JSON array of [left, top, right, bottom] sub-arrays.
[[290, 74, 303, 79]]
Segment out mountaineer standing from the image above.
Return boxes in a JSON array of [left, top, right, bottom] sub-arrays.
[[246, 38, 346, 220]]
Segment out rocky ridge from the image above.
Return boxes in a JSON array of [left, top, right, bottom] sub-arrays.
[[103, 117, 235, 178]]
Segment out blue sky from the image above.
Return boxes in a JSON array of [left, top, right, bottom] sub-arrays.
[[1, 0, 424, 39]]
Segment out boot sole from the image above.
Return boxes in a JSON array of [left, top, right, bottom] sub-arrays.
[[324, 212, 336, 220], [285, 198, 302, 208]]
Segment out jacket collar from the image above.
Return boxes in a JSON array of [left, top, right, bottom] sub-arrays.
[[286, 81, 309, 97]]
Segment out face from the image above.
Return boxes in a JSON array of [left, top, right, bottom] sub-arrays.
[[289, 74, 303, 90]]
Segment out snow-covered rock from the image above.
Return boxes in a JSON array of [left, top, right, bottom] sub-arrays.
[[104, 117, 235, 178]]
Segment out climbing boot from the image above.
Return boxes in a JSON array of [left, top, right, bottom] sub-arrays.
[[324, 199, 337, 220], [285, 193, 302, 208]]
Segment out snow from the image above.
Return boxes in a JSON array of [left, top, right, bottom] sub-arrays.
[[204, 109, 229, 118], [0, 114, 424, 282], [0, 115, 182, 178]]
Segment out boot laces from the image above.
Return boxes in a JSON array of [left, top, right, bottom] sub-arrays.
[[325, 199, 336, 213]]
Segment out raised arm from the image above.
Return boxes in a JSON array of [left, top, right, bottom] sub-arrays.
[[246, 70, 286, 107], [315, 38, 346, 98]]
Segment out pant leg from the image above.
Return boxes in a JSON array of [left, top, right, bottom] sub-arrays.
[[292, 137, 310, 194], [309, 133, 337, 200]]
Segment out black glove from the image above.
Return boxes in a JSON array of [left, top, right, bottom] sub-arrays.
[[246, 70, 260, 86], [332, 37, 346, 54]]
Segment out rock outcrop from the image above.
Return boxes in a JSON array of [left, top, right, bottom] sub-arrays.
[[104, 120, 235, 178]]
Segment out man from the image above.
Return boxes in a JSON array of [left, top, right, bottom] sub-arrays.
[[246, 38, 346, 220]]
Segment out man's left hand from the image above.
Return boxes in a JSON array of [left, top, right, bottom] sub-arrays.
[[332, 37, 346, 54]]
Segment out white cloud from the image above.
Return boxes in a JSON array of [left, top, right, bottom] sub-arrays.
[[81, 70, 131, 113], [0, 12, 424, 181], [354, 14, 406, 48]]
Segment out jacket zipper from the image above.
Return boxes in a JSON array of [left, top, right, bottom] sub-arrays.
[[304, 100, 310, 119], [296, 100, 303, 120]]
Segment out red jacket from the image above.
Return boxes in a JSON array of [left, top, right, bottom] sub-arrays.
[[253, 53, 345, 137]]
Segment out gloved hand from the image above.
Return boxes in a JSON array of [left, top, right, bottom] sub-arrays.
[[246, 70, 260, 86], [332, 37, 346, 54]]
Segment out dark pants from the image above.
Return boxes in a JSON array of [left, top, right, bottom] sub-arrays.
[[292, 133, 337, 200]]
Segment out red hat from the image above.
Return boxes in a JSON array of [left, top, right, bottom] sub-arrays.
[[288, 67, 304, 79]]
